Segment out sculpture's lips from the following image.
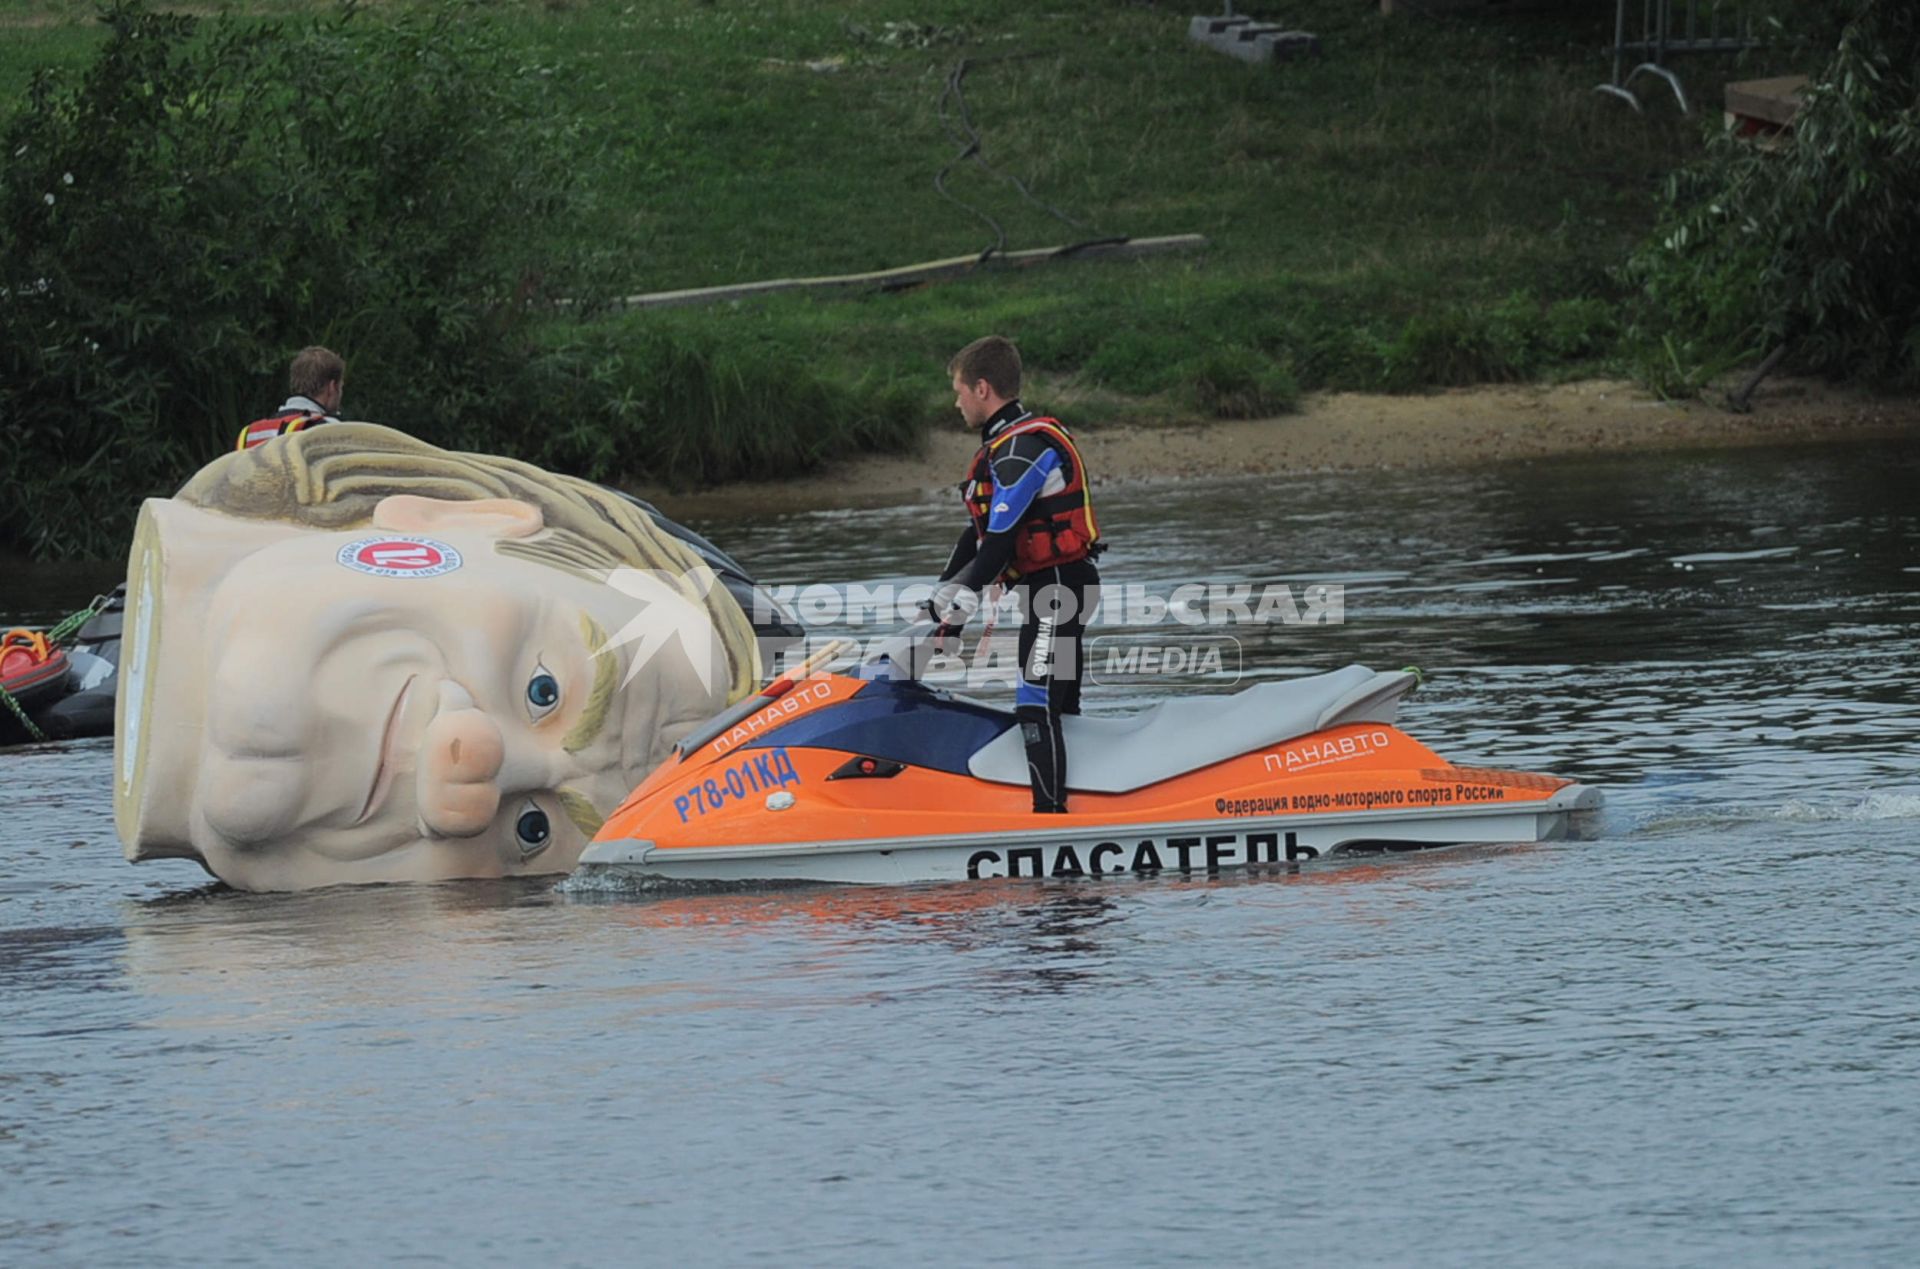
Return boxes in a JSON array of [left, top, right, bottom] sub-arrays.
[[354, 674, 416, 827]]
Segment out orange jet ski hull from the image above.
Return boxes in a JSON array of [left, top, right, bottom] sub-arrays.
[[581, 662, 1600, 886]]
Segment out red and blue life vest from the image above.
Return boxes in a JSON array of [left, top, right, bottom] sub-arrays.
[[962, 416, 1101, 581]]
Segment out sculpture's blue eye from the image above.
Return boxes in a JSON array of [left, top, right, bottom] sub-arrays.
[[525, 664, 560, 721], [515, 802, 551, 857]]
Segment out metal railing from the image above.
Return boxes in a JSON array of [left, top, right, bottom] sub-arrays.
[[1599, 0, 1759, 113]]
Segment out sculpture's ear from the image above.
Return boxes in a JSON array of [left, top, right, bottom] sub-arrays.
[[371, 495, 544, 539]]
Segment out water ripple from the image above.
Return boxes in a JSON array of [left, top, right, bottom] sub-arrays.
[[3, 440, 1919, 1264]]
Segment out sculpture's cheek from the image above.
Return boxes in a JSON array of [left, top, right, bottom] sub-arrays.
[[198, 758, 307, 847]]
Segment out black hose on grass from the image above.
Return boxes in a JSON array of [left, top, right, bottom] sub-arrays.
[[933, 54, 1126, 264]]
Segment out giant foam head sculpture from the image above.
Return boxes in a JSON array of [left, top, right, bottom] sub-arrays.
[[115, 423, 761, 891]]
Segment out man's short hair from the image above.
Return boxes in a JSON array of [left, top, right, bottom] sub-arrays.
[[948, 336, 1022, 399], [288, 346, 345, 399]]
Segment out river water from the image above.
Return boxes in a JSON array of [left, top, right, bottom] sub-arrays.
[[3, 439, 1917, 1265]]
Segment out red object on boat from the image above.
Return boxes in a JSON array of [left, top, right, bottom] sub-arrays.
[[1, 629, 71, 706]]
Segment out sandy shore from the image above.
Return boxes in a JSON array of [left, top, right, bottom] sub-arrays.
[[638, 377, 1920, 519]]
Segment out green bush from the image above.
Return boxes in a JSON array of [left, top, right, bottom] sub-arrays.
[[1383, 306, 1525, 390], [529, 322, 926, 489], [0, 0, 591, 558], [1281, 317, 1395, 393], [1626, 0, 1920, 391], [1541, 297, 1619, 363], [1081, 327, 1179, 397], [1178, 345, 1298, 418], [1069, 323, 1298, 418]]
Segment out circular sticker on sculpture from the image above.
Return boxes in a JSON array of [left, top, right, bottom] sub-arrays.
[[335, 536, 464, 579]]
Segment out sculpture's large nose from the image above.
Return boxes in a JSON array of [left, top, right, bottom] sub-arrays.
[[417, 682, 504, 838]]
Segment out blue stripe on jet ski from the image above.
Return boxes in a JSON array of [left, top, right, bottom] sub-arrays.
[[742, 679, 1015, 775]]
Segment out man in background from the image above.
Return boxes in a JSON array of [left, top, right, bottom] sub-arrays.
[[238, 345, 345, 451]]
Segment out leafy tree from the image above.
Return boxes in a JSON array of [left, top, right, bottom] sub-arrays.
[[1627, 0, 1920, 396], [0, 1, 589, 558]]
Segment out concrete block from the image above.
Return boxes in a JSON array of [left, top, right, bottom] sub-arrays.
[[1217, 26, 1284, 62], [1188, 14, 1253, 40], [1255, 31, 1321, 61], [1190, 16, 1320, 65]]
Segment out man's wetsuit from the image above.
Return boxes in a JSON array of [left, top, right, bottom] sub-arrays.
[[935, 400, 1100, 813]]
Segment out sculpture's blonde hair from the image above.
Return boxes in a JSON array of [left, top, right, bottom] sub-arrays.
[[176, 422, 760, 701]]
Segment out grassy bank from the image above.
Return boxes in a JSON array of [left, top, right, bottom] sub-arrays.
[[518, 0, 1765, 420], [1, 0, 1812, 536]]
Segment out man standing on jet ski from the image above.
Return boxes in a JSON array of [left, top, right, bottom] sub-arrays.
[[927, 335, 1102, 814]]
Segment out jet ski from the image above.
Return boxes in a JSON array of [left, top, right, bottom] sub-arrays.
[[577, 628, 1600, 886]]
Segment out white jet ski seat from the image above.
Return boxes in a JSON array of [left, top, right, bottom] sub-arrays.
[[967, 664, 1417, 794]]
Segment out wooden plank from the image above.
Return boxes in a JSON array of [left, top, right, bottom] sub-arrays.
[[1724, 75, 1808, 128], [613, 235, 1210, 311]]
